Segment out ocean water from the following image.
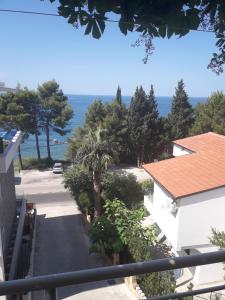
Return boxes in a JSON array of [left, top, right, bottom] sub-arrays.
[[20, 94, 207, 159]]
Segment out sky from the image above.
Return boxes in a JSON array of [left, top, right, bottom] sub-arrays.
[[0, 0, 225, 97]]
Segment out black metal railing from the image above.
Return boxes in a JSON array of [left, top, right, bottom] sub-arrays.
[[1, 249, 225, 300]]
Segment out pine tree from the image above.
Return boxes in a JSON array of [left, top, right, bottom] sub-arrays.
[[84, 99, 106, 131], [0, 89, 42, 167], [169, 80, 194, 140], [190, 92, 225, 135], [38, 80, 74, 160]]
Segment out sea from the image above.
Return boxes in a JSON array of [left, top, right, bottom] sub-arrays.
[[20, 94, 207, 160]]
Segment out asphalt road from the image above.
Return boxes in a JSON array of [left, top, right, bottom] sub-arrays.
[[18, 171, 135, 300]]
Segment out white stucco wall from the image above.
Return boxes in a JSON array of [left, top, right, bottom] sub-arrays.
[[146, 181, 225, 252], [0, 131, 21, 173], [177, 187, 225, 249], [173, 144, 192, 157], [149, 182, 180, 249], [193, 246, 225, 285]]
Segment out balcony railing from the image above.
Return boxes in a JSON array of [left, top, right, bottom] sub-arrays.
[[0, 249, 225, 299]]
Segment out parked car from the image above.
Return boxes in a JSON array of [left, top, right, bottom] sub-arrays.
[[52, 162, 63, 174]]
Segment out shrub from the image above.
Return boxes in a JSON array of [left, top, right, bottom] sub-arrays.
[[102, 172, 144, 209], [78, 192, 92, 214], [89, 199, 147, 256], [141, 179, 154, 195], [14, 157, 55, 171], [64, 165, 93, 204]]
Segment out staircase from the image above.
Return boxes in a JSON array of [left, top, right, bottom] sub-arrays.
[[4, 216, 19, 280]]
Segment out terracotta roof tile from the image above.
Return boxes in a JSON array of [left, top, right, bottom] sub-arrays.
[[173, 132, 225, 152], [143, 132, 225, 199]]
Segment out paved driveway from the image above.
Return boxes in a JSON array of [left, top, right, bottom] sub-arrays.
[[19, 171, 134, 300]]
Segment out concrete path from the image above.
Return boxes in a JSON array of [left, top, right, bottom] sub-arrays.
[[17, 171, 135, 300], [16, 170, 65, 196]]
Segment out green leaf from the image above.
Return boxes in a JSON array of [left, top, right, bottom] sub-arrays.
[[84, 20, 93, 35], [88, 0, 95, 13], [96, 17, 105, 34], [119, 18, 128, 35], [92, 20, 102, 39], [158, 25, 166, 38], [167, 26, 174, 39]]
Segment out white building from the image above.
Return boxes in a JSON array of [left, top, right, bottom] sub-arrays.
[[143, 132, 225, 287], [0, 131, 22, 287]]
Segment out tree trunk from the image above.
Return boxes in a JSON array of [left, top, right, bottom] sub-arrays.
[[93, 170, 101, 217], [35, 132, 41, 162], [18, 145, 23, 170], [137, 153, 140, 168], [45, 125, 51, 160], [140, 145, 145, 166]]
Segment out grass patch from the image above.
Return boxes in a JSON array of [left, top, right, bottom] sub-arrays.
[[14, 157, 70, 172]]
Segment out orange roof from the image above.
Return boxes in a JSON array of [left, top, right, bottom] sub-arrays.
[[143, 132, 225, 199], [173, 132, 225, 153]]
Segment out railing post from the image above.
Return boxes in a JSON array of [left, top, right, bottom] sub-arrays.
[[44, 288, 57, 300]]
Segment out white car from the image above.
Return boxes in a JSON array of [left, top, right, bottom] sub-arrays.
[[52, 162, 63, 174]]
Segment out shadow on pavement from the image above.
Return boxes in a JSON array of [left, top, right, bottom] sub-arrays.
[[32, 213, 122, 299]]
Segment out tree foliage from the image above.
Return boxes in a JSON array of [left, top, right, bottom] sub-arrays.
[[0, 88, 42, 166], [102, 172, 144, 209], [67, 85, 171, 167], [190, 92, 225, 135], [103, 98, 129, 161], [90, 198, 148, 254], [77, 127, 117, 216], [210, 228, 225, 249], [169, 80, 194, 140], [89, 198, 175, 297], [84, 99, 106, 131], [63, 165, 94, 212], [128, 85, 162, 166], [48, 0, 225, 73], [38, 80, 74, 159]]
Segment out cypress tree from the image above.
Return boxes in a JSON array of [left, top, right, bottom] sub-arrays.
[[103, 87, 128, 162], [169, 79, 194, 140], [115, 86, 122, 105], [144, 85, 161, 162], [128, 86, 150, 166]]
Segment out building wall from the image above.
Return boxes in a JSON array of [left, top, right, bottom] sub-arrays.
[[0, 162, 16, 256], [148, 183, 225, 285], [173, 144, 192, 157], [150, 182, 180, 249], [193, 246, 224, 285], [0, 131, 21, 173], [177, 187, 225, 249]]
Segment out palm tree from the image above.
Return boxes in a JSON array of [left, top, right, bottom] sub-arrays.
[[77, 127, 116, 217]]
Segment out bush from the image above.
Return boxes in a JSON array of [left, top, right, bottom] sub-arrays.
[[102, 172, 144, 209], [79, 192, 92, 214], [127, 225, 175, 298], [64, 165, 94, 208], [141, 179, 154, 195], [89, 199, 147, 256], [14, 157, 55, 171]]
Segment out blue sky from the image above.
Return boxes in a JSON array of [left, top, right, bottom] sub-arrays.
[[0, 0, 225, 97]]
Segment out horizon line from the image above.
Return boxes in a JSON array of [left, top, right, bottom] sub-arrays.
[[65, 93, 207, 98]]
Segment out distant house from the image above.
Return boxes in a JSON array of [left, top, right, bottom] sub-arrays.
[[143, 132, 225, 286]]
